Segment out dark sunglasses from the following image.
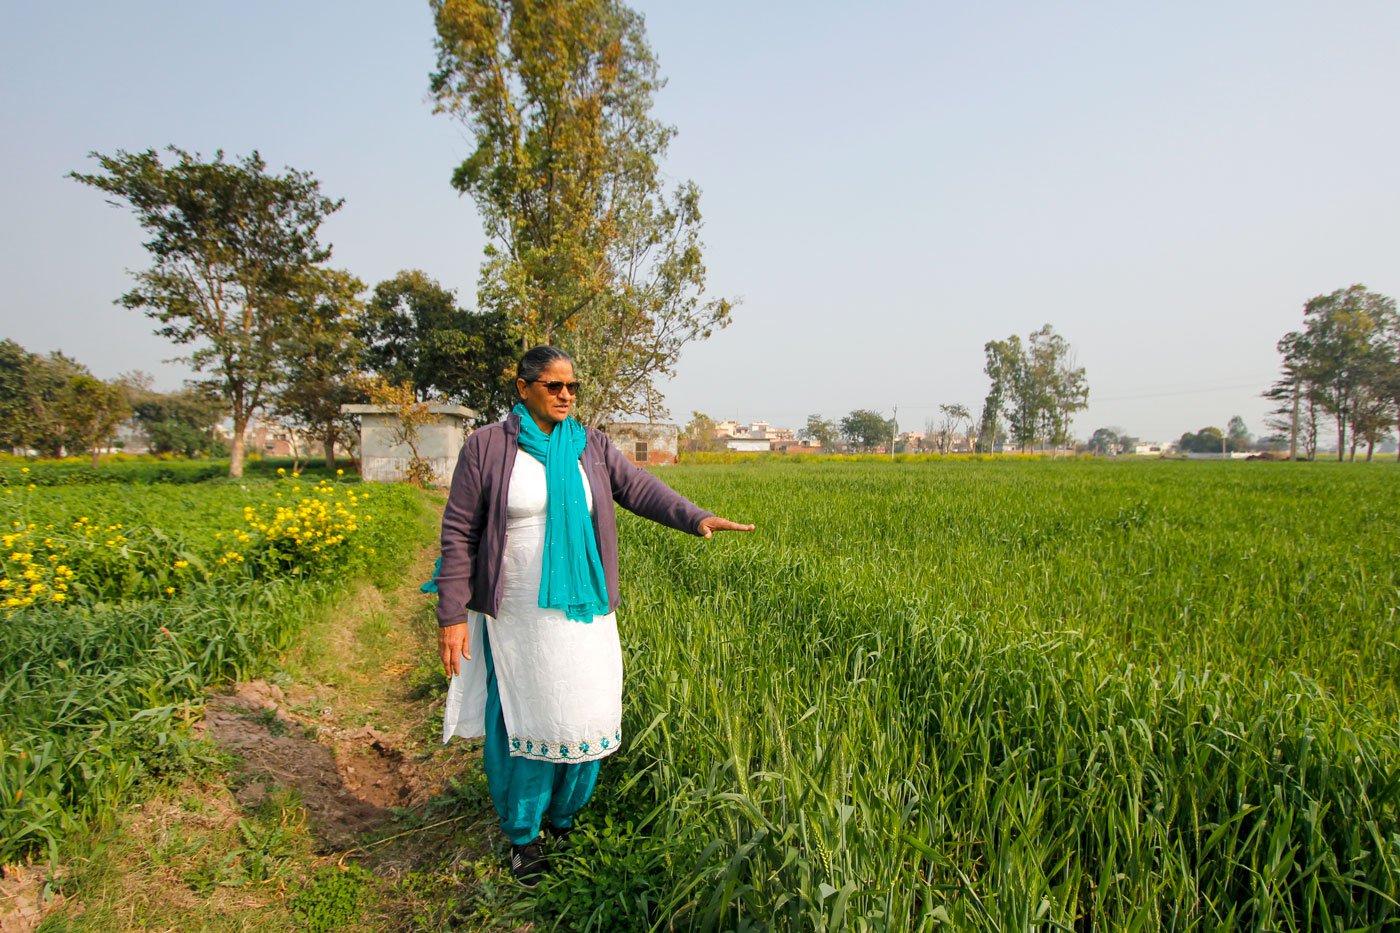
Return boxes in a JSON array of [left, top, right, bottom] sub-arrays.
[[527, 379, 581, 396]]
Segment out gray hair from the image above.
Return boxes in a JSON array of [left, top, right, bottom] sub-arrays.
[[517, 345, 575, 384]]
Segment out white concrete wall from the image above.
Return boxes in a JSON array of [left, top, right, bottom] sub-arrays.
[[343, 404, 475, 487]]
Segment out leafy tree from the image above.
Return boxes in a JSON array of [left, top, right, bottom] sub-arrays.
[[272, 268, 368, 469], [1028, 325, 1088, 449], [680, 412, 721, 453], [934, 403, 972, 453], [840, 409, 894, 452], [71, 147, 343, 477], [1347, 383, 1393, 461], [1088, 427, 1120, 455], [0, 344, 90, 456], [981, 336, 1023, 449], [1380, 306, 1400, 464], [982, 325, 1088, 452], [121, 374, 226, 457], [1298, 286, 1394, 461], [54, 375, 131, 467], [1263, 330, 1313, 460], [800, 414, 838, 448], [430, 0, 732, 424], [0, 340, 35, 451], [361, 270, 516, 421], [1178, 426, 1225, 454], [1226, 415, 1251, 453]]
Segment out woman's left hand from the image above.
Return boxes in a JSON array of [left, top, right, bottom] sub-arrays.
[[697, 515, 755, 538]]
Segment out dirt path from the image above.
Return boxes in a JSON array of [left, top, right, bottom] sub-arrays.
[[17, 543, 519, 932]]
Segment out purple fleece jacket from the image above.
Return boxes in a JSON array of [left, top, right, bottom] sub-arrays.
[[434, 412, 713, 627]]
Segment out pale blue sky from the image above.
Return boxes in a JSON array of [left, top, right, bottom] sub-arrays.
[[3, 2, 1397, 443]]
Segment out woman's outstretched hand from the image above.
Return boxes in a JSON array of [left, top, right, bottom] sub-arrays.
[[439, 622, 471, 677], [697, 515, 756, 538]]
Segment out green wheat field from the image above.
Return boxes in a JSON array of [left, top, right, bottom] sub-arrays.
[[3, 458, 1397, 930], [537, 459, 1400, 930]]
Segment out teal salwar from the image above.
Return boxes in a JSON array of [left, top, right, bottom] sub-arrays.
[[482, 623, 601, 845]]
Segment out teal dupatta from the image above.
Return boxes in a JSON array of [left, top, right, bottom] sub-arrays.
[[511, 403, 609, 623]]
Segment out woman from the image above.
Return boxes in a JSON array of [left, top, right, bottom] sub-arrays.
[[432, 346, 753, 885]]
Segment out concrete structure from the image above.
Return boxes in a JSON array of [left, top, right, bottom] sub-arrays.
[[770, 438, 822, 453], [725, 437, 772, 453], [342, 403, 476, 487], [603, 422, 679, 466]]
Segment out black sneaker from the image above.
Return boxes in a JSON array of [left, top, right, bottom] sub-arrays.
[[545, 824, 574, 845], [509, 839, 547, 886]]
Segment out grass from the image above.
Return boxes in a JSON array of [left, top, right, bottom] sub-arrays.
[[0, 474, 427, 866], [10, 457, 1398, 930], [525, 458, 1400, 930]]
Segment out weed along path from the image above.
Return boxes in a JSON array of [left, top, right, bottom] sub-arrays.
[[25, 540, 535, 932]]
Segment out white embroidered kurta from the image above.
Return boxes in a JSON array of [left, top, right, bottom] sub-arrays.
[[441, 452, 624, 763]]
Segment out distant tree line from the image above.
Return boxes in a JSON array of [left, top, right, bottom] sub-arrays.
[[0, 342, 139, 466], [1265, 285, 1398, 462]]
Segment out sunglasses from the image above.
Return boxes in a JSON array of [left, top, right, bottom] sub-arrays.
[[527, 379, 581, 396]]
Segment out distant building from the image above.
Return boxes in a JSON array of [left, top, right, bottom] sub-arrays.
[[770, 438, 822, 453], [248, 422, 295, 458], [604, 422, 679, 465]]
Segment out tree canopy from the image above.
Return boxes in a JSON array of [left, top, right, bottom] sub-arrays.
[[801, 414, 838, 448], [680, 412, 722, 453], [122, 375, 226, 457], [70, 147, 343, 476], [1267, 285, 1397, 461], [840, 409, 895, 452], [980, 325, 1088, 452], [271, 268, 368, 467], [429, 0, 732, 424], [0, 341, 98, 458], [360, 270, 516, 422]]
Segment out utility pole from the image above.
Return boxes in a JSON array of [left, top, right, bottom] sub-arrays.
[[891, 405, 898, 460]]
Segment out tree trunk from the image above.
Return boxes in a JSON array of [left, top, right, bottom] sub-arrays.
[[229, 417, 247, 478], [90, 446, 99, 469], [1336, 418, 1345, 461], [1288, 384, 1299, 461], [323, 430, 336, 471]]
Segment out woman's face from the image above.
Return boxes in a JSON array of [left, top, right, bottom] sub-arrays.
[[516, 359, 578, 433]]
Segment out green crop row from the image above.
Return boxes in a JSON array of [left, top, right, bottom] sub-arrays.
[[0, 456, 358, 487], [0, 477, 429, 865], [539, 459, 1399, 930]]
